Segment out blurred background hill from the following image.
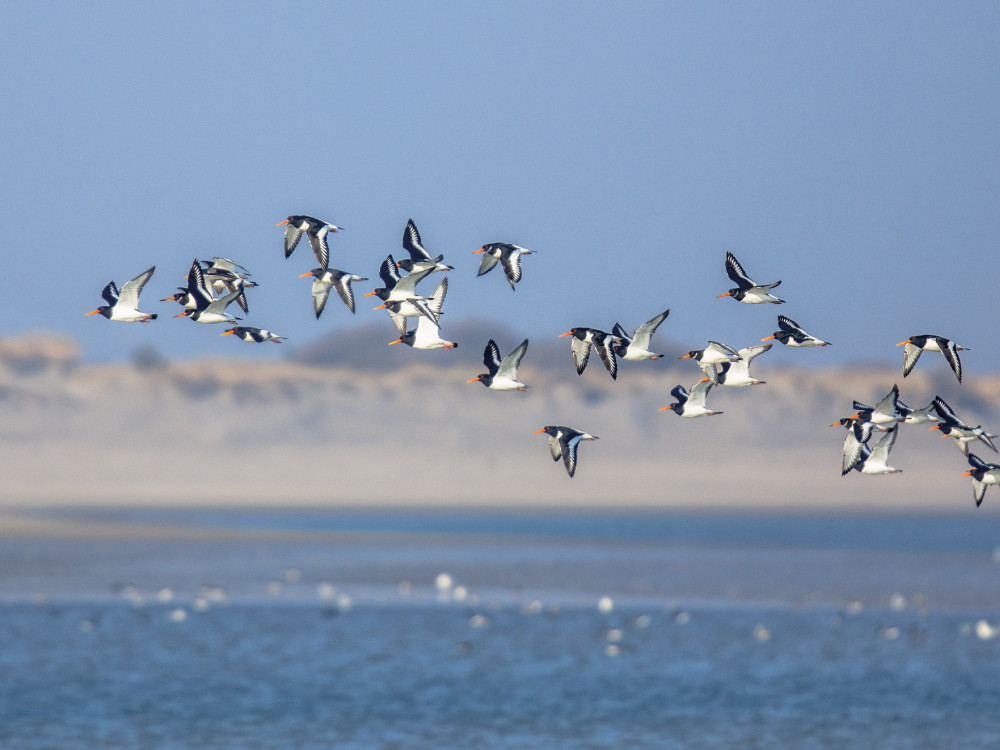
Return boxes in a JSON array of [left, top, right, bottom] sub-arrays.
[[2, 327, 995, 511]]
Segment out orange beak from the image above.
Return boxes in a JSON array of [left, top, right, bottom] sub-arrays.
[[363, 291, 378, 297], [220, 330, 235, 336], [960, 470, 973, 477], [173, 311, 188, 318], [299, 271, 314, 278], [467, 376, 481, 383], [761, 335, 775, 341], [373, 304, 387, 311], [276, 219, 289, 226], [388, 338, 402, 345], [558, 331, 573, 337], [474, 247, 486, 254], [679, 353, 692, 359], [532, 428, 547, 434], [928, 425, 941, 431], [85, 309, 101, 316], [716, 292, 732, 298], [896, 339, 911, 346], [658, 405, 676, 411]]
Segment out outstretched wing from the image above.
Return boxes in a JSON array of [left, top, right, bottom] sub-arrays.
[[942, 342, 964, 383], [594, 338, 618, 380], [476, 251, 500, 277], [725, 251, 753, 288], [571, 336, 592, 375], [402, 218, 430, 261], [901, 342, 924, 378], [283, 223, 305, 258], [499, 247, 524, 289], [498, 339, 529, 378], [100, 280, 119, 307], [307, 225, 332, 271], [311, 279, 332, 319], [483, 339, 502, 374], [631, 309, 670, 349]]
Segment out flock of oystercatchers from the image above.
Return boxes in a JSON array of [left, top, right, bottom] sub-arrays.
[[85, 216, 995, 504]]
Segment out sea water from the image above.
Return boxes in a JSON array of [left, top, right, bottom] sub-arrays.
[[0, 509, 998, 748]]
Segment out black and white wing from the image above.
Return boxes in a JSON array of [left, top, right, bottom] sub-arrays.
[[307, 224, 332, 271], [942, 341, 964, 383], [631, 309, 670, 349], [687, 379, 714, 409], [100, 280, 120, 307], [931, 396, 962, 427], [427, 277, 448, 318], [332, 271, 362, 314], [562, 435, 581, 478], [868, 426, 899, 465], [777, 315, 802, 334], [482, 339, 503, 376], [547, 433, 564, 463], [311, 278, 333, 319], [499, 246, 525, 290], [476, 249, 501, 277], [498, 339, 529, 379], [117, 266, 154, 311], [612, 322, 632, 345], [842, 420, 874, 475], [570, 336, 593, 375], [378, 255, 402, 288], [283, 222, 305, 258], [402, 218, 431, 262], [594, 337, 618, 380], [393, 266, 436, 300], [185, 260, 214, 309], [725, 251, 754, 289], [901, 342, 924, 378]]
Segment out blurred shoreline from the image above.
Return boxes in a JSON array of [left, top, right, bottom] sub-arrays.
[[3, 331, 999, 512]]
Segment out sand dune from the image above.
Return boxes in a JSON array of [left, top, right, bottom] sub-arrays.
[[1, 332, 997, 511]]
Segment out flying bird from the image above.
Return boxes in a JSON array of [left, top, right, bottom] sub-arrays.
[[533, 425, 598, 478], [474, 243, 534, 290], [559, 327, 618, 380], [277, 215, 342, 270], [659, 380, 722, 418], [197, 257, 256, 313], [897, 334, 967, 383], [717, 251, 784, 304], [397, 218, 453, 273], [86, 266, 157, 322], [679, 341, 741, 383], [173, 259, 243, 324], [711, 343, 773, 387], [468, 339, 530, 391], [299, 267, 367, 317], [763, 315, 830, 347], [388, 278, 456, 349], [854, 425, 902, 475], [961, 454, 1000, 507], [930, 396, 998, 455], [221, 326, 286, 343], [611, 309, 670, 361], [833, 416, 876, 475]]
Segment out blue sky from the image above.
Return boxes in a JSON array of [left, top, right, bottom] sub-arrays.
[[3, 2, 999, 373]]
